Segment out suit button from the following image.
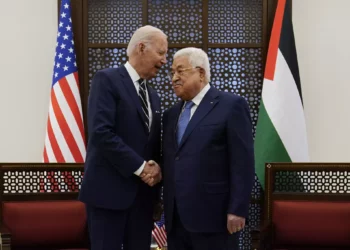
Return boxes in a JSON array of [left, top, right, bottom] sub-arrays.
[[175, 156, 179, 160]]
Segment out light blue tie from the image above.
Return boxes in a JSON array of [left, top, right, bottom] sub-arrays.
[[177, 101, 195, 145]]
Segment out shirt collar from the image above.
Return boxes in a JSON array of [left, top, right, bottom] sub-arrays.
[[191, 83, 210, 106], [125, 61, 142, 84]]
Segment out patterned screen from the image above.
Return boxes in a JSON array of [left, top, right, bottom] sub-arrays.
[[252, 174, 262, 200], [239, 203, 261, 249], [208, 0, 263, 44], [88, 0, 142, 44], [208, 48, 263, 134], [148, 0, 203, 44], [88, 48, 128, 85], [274, 170, 350, 193], [86, 0, 264, 248], [3, 169, 83, 193]]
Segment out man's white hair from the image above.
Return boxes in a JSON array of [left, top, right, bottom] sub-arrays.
[[127, 25, 167, 56], [173, 47, 211, 83]]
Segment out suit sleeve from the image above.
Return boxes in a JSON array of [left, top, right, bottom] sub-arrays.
[[226, 96, 255, 218], [87, 71, 144, 177], [154, 109, 169, 202], [160, 109, 169, 178], [152, 94, 164, 203], [152, 92, 162, 166]]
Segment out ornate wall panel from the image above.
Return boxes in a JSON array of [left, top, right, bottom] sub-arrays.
[[88, 48, 128, 85], [239, 203, 261, 249], [148, 0, 203, 44], [208, 0, 263, 43], [252, 175, 262, 200], [208, 48, 263, 134], [88, 0, 142, 44]]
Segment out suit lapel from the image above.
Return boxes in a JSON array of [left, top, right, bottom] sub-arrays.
[[147, 85, 160, 133], [177, 87, 219, 151], [171, 101, 184, 150], [120, 66, 149, 134]]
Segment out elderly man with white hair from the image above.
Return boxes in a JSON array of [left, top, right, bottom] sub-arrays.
[[161, 47, 255, 250], [79, 25, 167, 250]]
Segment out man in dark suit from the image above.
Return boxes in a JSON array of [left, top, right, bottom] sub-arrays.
[[162, 47, 255, 250], [78, 25, 168, 250]]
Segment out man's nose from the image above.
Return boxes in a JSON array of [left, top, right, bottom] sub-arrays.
[[173, 74, 180, 82]]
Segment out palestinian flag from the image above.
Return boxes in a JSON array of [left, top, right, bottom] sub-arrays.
[[254, 0, 309, 188]]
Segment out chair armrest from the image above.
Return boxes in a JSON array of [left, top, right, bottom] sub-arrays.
[[0, 224, 11, 250], [251, 221, 273, 250]]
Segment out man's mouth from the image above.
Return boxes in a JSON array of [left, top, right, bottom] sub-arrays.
[[172, 83, 182, 88]]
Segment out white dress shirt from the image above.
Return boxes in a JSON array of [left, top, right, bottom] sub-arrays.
[[124, 62, 152, 176], [182, 83, 211, 119]]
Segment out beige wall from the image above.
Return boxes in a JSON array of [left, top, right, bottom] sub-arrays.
[[0, 0, 349, 162], [293, 0, 350, 161], [0, 0, 57, 161]]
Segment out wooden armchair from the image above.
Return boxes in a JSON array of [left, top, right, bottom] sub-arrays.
[[252, 163, 350, 250], [0, 163, 88, 250]]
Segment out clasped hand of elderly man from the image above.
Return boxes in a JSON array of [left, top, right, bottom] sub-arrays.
[[227, 214, 246, 234], [140, 160, 162, 186]]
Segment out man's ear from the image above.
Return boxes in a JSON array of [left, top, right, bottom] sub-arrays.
[[200, 68, 206, 80], [137, 42, 146, 54]]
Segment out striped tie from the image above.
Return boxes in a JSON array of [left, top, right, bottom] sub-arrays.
[[138, 78, 150, 129]]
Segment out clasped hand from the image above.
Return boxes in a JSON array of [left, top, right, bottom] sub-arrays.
[[227, 214, 245, 234], [140, 160, 162, 186]]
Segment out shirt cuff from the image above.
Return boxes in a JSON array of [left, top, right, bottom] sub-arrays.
[[134, 161, 146, 176]]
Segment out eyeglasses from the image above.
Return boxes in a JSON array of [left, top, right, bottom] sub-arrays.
[[167, 67, 201, 81]]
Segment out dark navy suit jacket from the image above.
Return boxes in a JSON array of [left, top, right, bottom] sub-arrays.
[[162, 87, 255, 233], [79, 66, 161, 210]]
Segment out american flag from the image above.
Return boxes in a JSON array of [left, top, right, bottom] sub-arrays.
[[43, 0, 86, 163], [152, 213, 167, 249]]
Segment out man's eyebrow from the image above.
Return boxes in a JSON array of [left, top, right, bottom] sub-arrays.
[[171, 64, 186, 70], [158, 49, 166, 53], [174, 65, 185, 69]]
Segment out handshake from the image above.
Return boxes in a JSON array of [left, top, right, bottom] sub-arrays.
[[140, 160, 162, 187]]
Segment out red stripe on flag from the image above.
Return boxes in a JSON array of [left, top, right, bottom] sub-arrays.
[[47, 117, 65, 162], [153, 231, 166, 248], [154, 230, 163, 243], [153, 223, 167, 248], [158, 228, 166, 243], [51, 89, 84, 163], [60, 74, 85, 142], [73, 71, 79, 87], [161, 227, 167, 240], [44, 118, 63, 192], [264, 0, 286, 81], [43, 147, 49, 163]]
